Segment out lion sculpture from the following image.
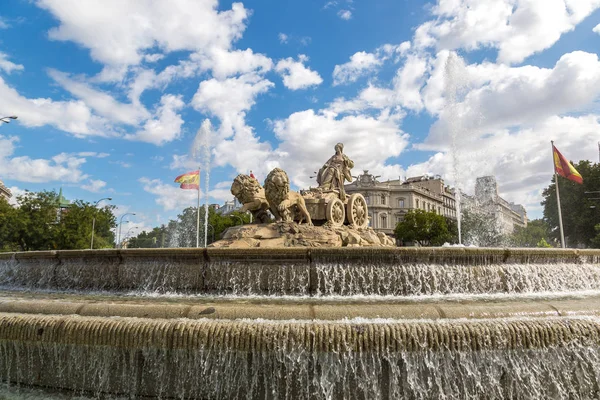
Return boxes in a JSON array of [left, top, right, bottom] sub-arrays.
[[230, 174, 271, 223], [264, 168, 312, 225]]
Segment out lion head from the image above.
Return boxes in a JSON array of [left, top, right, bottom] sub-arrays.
[[264, 168, 290, 208], [231, 174, 262, 204]]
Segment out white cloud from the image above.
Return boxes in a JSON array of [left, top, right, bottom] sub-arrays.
[[278, 33, 288, 44], [191, 73, 274, 137], [0, 52, 24, 74], [0, 136, 89, 183], [594, 23, 600, 34], [275, 55, 323, 90], [143, 53, 164, 63], [139, 177, 200, 211], [392, 54, 428, 111], [81, 179, 108, 193], [0, 76, 106, 137], [271, 109, 409, 189], [333, 51, 381, 85], [7, 186, 26, 206], [126, 94, 185, 145], [0, 17, 9, 29], [338, 10, 352, 20], [415, 0, 600, 64], [193, 47, 273, 80], [37, 0, 249, 72], [76, 152, 110, 158], [426, 51, 600, 146], [48, 69, 149, 125]]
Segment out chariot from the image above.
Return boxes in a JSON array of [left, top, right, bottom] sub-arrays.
[[301, 190, 369, 228]]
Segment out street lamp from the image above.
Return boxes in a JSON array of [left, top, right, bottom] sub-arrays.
[[122, 226, 138, 248], [90, 197, 112, 249], [0, 115, 17, 124], [117, 213, 136, 248]]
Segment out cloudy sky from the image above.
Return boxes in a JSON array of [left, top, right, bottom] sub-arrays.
[[1, 0, 599, 235]]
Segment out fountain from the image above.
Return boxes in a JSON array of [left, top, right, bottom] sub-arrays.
[[1, 145, 600, 399]]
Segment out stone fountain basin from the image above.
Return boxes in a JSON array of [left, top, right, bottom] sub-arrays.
[[1, 289, 600, 321]]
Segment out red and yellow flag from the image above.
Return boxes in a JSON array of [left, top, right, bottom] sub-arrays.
[[174, 170, 200, 189], [553, 145, 582, 184]]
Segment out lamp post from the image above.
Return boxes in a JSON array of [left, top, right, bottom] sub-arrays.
[[90, 197, 112, 249], [117, 213, 136, 248], [122, 226, 138, 248], [0, 115, 17, 124], [232, 215, 243, 226]]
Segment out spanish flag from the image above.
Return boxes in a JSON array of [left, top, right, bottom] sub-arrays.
[[553, 145, 583, 184], [174, 170, 200, 189]]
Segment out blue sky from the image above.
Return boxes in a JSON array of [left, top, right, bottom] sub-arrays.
[[1, 0, 599, 236]]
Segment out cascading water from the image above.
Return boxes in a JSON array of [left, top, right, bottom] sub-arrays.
[[1, 247, 600, 399]]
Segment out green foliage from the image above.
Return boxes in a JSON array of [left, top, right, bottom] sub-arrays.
[[510, 219, 552, 248], [0, 190, 116, 252], [591, 224, 600, 249], [536, 238, 552, 248], [128, 206, 253, 248], [541, 160, 600, 248], [394, 209, 451, 246]]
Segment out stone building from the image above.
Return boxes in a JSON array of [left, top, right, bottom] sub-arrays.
[[465, 176, 528, 234], [344, 171, 457, 236], [0, 179, 11, 201]]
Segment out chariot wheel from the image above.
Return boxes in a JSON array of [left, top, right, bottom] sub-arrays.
[[346, 193, 368, 228], [326, 198, 346, 227]]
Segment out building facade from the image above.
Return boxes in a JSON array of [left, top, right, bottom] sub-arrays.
[[466, 176, 528, 234], [344, 171, 457, 236], [0, 180, 11, 201]]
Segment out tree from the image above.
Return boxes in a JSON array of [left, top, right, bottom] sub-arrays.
[[0, 190, 116, 252], [541, 160, 600, 248], [394, 209, 451, 246], [510, 219, 552, 248], [128, 206, 253, 248]]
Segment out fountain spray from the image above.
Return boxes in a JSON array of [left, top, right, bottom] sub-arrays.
[[192, 119, 213, 247], [444, 52, 468, 244]]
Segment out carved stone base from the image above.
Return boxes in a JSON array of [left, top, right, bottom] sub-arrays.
[[210, 222, 395, 248]]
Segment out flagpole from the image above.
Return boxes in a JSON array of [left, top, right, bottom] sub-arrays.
[[196, 169, 201, 248], [551, 141, 566, 248]]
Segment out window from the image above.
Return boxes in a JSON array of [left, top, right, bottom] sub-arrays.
[[364, 194, 370, 205], [381, 214, 387, 229], [415, 199, 419, 209], [381, 194, 386, 205], [398, 198, 405, 208]]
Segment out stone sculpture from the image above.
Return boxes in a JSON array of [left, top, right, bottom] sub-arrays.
[[264, 168, 313, 225], [230, 174, 271, 223], [317, 142, 355, 201]]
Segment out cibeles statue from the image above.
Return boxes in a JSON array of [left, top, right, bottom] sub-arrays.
[[230, 174, 271, 223], [316, 142, 355, 201]]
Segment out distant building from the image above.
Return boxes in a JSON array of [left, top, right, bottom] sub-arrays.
[[466, 176, 528, 234], [0, 179, 11, 201], [216, 198, 242, 215], [344, 171, 457, 236]]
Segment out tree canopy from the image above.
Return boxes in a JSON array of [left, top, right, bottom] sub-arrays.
[[0, 190, 116, 252], [127, 206, 253, 248], [541, 160, 600, 248], [394, 209, 451, 246], [509, 219, 552, 247]]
